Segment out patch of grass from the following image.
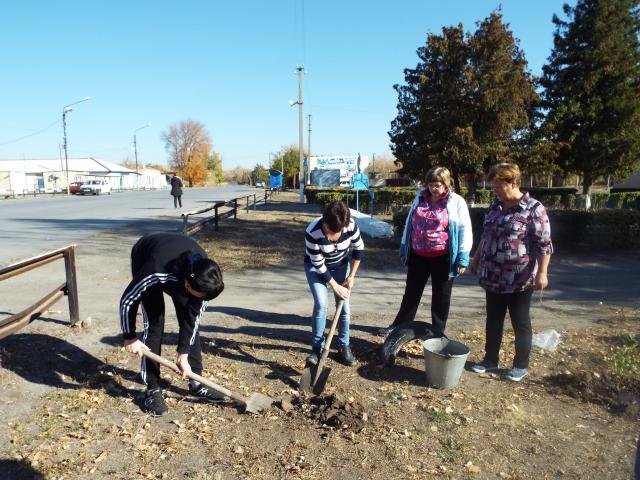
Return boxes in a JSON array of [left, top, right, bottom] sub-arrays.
[[608, 333, 640, 377], [427, 410, 448, 423], [436, 437, 463, 463]]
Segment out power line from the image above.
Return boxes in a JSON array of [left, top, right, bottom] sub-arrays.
[[0, 119, 61, 147]]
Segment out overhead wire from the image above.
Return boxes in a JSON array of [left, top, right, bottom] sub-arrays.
[[0, 119, 62, 147]]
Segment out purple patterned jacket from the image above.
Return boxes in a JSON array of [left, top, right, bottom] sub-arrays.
[[478, 192, 553, 293]]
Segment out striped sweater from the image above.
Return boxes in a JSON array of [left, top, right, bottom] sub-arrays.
[[304, 217, 365, 282], [119, 233, 209, 354]]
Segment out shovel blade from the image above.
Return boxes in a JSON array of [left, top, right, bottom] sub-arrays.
[[311, 367, 331, 395], [244, 392, 274, 414], [299, 364, 317, 393]]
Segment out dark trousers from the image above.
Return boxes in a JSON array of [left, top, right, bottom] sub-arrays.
[[139, 287, 203, 390], [173, 195, 182, 208], [392, 253, 453, 335], [483, 290, 533, 369]]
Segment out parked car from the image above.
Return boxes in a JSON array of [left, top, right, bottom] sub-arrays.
[[79, 179, 112, 195], [255, 181, 266, 188], [69, 181, 84, 194]]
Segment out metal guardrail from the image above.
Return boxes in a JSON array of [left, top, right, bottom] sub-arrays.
[[0, 245, 80, 339], [181, 190, 272, 236]]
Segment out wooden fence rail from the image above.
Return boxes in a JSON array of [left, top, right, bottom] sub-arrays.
[[181, 190, 272, 236], [0, 245, 80, 340]]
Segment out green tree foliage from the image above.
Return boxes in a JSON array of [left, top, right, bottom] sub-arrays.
[[270, 145, 301, 187], [540, 0, 640, 194], [207, 151, 224, 184], [389, 11, 537, 191], [468, 12, 539, 171], [251, 163, 269, 185]]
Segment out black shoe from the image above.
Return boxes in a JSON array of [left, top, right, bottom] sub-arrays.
[[338, 345, 357, 366], [376, 326, 395, 337], [307, 351, 319, 366], [143, 388, 168, 416], [188, 383, 227, 403]]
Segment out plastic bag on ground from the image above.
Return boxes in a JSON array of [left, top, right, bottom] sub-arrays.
[[532, 329, 561, 352]]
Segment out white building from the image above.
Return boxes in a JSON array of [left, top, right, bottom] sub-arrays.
[[0, 157, 166, 194]]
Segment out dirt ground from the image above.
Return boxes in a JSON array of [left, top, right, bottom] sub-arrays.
[[1, 192, 639, 480]]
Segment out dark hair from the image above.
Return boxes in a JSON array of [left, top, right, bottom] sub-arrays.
[[322, 201, 350, 232], [185, 254, 224, 300]]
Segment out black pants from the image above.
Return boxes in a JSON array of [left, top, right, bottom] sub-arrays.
[[173, 195, 182, 208], [392, 253, 453, 335], [131, 251, 202, 390], [483, 290, 533, 369]]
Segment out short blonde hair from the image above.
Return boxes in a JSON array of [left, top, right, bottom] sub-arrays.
[[425, 166, 452, 188], [487, 163, 521, 186]]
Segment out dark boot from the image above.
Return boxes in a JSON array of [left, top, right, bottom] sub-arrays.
[[338, 345, 357, 366]]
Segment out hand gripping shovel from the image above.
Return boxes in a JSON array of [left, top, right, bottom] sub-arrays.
[[299, 299, 345, 395], [140, 349, 273, 414]]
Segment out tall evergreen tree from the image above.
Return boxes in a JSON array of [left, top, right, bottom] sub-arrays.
[[540, 0, 640, 194], [469, 12, 539, 174], [389, 12, 537, 191], [389, 25, 474, 189]]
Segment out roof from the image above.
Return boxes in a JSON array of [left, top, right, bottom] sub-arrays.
[[0, 157, 135, 174], [611, 171, 640, 192]]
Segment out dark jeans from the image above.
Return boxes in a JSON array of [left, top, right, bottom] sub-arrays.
[[392, 253, 453, 335], [483, 289, 533, 369], [173, 195, 182, 208]]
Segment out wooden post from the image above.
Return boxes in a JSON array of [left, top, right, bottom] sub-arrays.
[[214, 204, 220, 231], [63, 246, 80, 326], [234, 199, 238, 220]]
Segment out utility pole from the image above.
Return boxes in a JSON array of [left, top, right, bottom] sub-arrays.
[[307, 114, 312, 180], [297, 66, 304, 202]]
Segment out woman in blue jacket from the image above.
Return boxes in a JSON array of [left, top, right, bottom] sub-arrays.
[[379, 166, 472, 337]]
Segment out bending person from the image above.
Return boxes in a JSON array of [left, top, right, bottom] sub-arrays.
[[120, 232, 224, 415], [304, 201, 364, 366]]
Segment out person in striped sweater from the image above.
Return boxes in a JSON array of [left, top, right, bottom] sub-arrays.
[[120, 233, 225, 415], [304, 201, 365, 366]]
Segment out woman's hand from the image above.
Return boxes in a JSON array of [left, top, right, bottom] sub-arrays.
[[342, 275, 355, 290], [124, 338, 147, 357], [332, 283, 351, 300], [534, 271, 548, 290], [469, 258, 479, 275], [457, 265, 467, 275], [176, 353, 192, 379]]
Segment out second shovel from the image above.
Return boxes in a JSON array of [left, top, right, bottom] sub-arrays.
[[299, 299, 345, 395]]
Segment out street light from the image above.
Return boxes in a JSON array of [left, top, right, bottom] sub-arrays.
[[133, 123, 150, 190], [289, 65, 304, 203], [62, 96, 91, 195]]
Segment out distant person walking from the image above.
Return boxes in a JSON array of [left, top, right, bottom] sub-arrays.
[[170, 175, 183, 208]]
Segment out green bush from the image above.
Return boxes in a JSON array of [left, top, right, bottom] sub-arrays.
[[590, 193, 610, 209], [607, 193, 627, 209], [473, 189, 493, 204], [537, 194, 562, 209]]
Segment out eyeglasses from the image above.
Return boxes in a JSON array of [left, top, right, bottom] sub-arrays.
[[428, 182, 445, 189]]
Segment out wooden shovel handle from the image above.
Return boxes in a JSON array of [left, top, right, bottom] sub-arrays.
[[140, 349, 247, 406], [318, 299, 345, 364]]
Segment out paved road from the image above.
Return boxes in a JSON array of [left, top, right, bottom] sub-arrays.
[[0, 186, 261, 266]]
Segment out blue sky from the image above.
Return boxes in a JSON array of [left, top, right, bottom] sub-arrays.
[[0, 1, 573, 170]]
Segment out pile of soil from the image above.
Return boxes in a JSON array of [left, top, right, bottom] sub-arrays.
[[294, 394, 367, 431], [546, 372, 640, 415]]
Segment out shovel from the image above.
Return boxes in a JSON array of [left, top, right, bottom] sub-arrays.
[[140, 349, 273, 414], [299, 299, 345, 395]]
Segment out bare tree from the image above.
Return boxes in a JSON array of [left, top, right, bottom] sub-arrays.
[[161, 119, 212, 186]]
